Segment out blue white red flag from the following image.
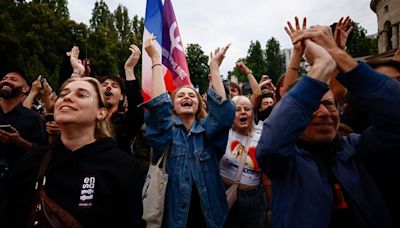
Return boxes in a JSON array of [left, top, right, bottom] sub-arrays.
[[142, 0, 191, 102], [141, 0, 163, 102]]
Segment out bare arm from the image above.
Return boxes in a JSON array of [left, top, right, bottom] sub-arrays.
[[283, 17, 307, 95], [23, 75, 42, 109], [330, 17, 354, 99], [236, 61, 261, 106], [304, 39, 337, 83], [144, 36, 165, 98], [124, 44, 141, 81], [209, 44, 230, 99], [40, 79, 55, 112], [67, 46, 85, 77]]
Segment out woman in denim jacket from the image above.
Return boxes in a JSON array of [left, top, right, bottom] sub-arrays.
[[143, 36, 235, 228]]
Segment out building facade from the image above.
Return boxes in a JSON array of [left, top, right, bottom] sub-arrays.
[[371, 0, 400, 53]]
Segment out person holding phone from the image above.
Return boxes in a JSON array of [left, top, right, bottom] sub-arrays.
[[0, 68, 47, 222], [23, 75, 56, 113]]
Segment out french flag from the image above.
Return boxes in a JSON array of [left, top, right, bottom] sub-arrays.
[[141, 0, 163, 102], [142, 0, 191, 102]]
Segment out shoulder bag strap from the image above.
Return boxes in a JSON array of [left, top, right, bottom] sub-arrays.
[[233, 135, 252, 184], [35, 148, 54, 190]]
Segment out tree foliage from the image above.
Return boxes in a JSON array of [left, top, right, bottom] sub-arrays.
[[228, 40, 266, 83], [0, 1, 377, 93], [265, 37, 285, 83], [346, 21, 378, 57], [186, 43, 209, 93]]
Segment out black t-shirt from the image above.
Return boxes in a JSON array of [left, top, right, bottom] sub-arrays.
[[0, 103, 47, 182]]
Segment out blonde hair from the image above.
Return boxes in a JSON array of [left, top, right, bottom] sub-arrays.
[[170, 85, 207, 120], [232, 95, 255, 134], [58, 77, 113, 139]]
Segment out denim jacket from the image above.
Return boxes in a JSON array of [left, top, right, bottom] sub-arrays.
[[144, 88, 235, 228], [256, 62, 397, 228]]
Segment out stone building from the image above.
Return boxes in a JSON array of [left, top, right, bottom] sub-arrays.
[[370, 0, 400, 53]]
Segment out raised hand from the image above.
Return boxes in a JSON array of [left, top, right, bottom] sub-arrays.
[[144, 35, 161, 63], [304, 39, 336, 83], [285, 17, 307, 52], [293, 25, 338, 53], [125, 44, 141, 70], [67, 46, 85, 76], [334, 16, 353, 50], [31, 75, 43, 93], [236, 61, 251, 74], [210, 44, 231, 67]]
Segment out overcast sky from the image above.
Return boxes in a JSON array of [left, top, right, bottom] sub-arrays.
[[68, 0, 378, 75]]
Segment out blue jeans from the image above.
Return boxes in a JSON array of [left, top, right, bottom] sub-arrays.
[[223, 184, 267, 228]]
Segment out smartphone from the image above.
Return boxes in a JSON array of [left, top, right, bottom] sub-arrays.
[[44, 113, 54, 122], [40, 77, 45, 86], [0, 124, 13, 133]]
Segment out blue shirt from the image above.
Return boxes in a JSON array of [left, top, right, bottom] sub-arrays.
[[256, 62, 396, 228]]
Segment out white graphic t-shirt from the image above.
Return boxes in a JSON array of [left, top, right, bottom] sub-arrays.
[[219, 123, 263, 186]]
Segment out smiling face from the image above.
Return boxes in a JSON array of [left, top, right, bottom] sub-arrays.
[[232, 96, 254, 135], [172, 86, 200, 118], [0, 72, 29, 99], [300, 91, 339, 143], [55, 79, 107, 129]]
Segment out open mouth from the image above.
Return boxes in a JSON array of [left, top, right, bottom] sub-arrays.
[[181, 100, 192, 107], [239, 117, 248, 123], [104, 91, 113, 97], [0, 82, 13, 90]]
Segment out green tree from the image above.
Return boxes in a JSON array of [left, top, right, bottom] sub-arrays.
[[88, 0, 118, 76], [0, 0, 74, 88], [185, 43, 209, 93], [130, 15, 144, 82], [245, 41, 266, 82], [90, 0, 114, 32], [346, 22, 378, 57], [265, 37, 285, 83], [228, 40, 266, 84], [114, 5, 133, 78]]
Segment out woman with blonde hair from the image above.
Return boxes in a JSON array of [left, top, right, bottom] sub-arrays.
[[219, 95, 269, 228], [4, 77, 140, 227]]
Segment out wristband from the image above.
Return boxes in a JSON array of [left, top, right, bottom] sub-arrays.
[[289, 67, 299, 71], [152, 63, 162, 69], [245, 70, 253, 75]]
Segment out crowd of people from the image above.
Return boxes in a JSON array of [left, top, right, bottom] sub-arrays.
[[1, 16, 400, 228]]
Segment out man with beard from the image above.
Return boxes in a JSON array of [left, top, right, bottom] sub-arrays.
[[0, 68, 47, 221], [99, 44, 144, 155]]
